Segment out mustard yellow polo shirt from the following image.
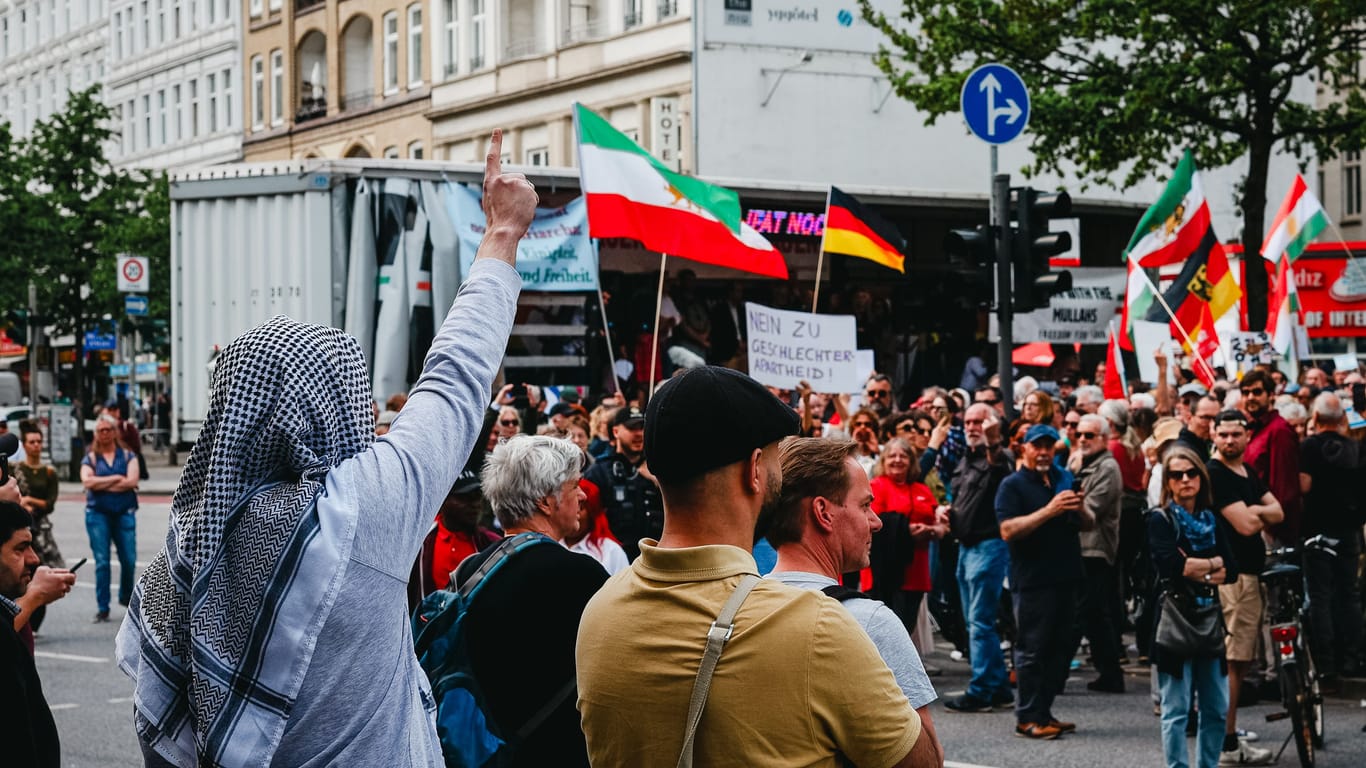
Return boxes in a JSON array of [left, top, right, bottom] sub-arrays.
[[576, 540, 921, 768]]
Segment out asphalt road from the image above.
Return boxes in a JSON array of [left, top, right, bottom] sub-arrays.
[[29, 482, 1366, 768]]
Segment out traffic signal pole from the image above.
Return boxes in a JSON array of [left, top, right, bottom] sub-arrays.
[[993, 173, 1015, 423]]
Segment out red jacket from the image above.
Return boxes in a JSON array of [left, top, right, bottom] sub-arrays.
[[1246, 410, 1301, 543]]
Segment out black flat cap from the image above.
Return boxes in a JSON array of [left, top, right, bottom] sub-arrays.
[[645, 366, 799, 483]]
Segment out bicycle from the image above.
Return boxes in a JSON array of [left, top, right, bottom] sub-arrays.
[[1261, 535, 1336, 767]]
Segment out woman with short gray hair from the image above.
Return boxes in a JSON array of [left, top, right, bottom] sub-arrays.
[[482, 434, 585, 535]]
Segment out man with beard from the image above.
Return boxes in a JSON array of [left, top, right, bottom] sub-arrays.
[[943, 403, 1016, 714], [577, 367, 937, 768], [583, 405, 661, 560], [995, 425, 1093, 740], [1, 501, 76, 767], [407, 468, 502, 612], [1208, 410, 1281, 766], [767, 437, 942, 766], [1069, 414, 1126, 693], [865, 374, 895, 417], [1239, 369, 1300, 545]]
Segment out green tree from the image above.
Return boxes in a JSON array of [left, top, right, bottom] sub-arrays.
[[0, 86, 168, 404], [861, 0, 1366, 328]]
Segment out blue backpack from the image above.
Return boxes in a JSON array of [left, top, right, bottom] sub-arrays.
[[412, 532, 574, 768]]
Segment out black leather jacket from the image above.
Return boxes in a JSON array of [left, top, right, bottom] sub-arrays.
[[949, 444, 1013, 547]]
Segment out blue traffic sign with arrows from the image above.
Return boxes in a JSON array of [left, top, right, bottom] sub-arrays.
[[960, 63, 1030, 145]]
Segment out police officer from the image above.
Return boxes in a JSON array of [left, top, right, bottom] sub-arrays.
[[583, 406, 661, 561]]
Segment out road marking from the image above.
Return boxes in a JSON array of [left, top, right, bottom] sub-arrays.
[[946, 762, 1002, 768], [49, 703, 80, 710], [34, 650, 109, 663], [108, 696, 135, 704]]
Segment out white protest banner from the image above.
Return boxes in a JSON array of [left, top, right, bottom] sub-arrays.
[[1132, 320, 1175, 384], [746, 302, 860, 393], [1227, 331, 1274, 376], [446, 184, 598, 291], [1332, 352, 1359, 374], [989, 268, 1125, 344]]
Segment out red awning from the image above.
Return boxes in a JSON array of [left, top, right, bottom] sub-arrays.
[[1012, 342, 1055, 368]]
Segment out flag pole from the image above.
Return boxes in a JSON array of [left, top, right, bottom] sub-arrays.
[[595, 282, 622, 396], [812, 186, 833, 313], [1134, 266, 1221, 385], [649, 252, 668, 399]]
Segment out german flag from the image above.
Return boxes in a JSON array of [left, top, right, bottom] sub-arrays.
[[822, 186, 906, 273]]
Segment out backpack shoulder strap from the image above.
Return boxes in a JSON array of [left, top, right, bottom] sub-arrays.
[[456, 532, 553, 601], [820, 584, 867, 603], [676, 574, 761, 768]]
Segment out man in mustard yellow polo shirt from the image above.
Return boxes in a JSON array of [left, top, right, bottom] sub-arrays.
[[576, 366, 937, 768]]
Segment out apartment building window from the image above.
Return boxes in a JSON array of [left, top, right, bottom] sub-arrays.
[[525, 147, 548, 166], [222, 67, 233, 128], [157, 89, 166, 146], [470, 0, 484, 69], [207, 72, 218, 132], [2, 15, 9, 61], [33, 80, 42, 121], [251, 55, 264, 128], [172, 83, 182, 140], [189, 79, 199, 136], [623, 0, 640, 28], [124, 99, 134, 153], [1345, 151, 1363, 218], [408, 141, 424, 158], [383, 12, 399, 93], [407, 4, 422, 86], [142, 94, 151, 148], [113, 10, 123, 57], [657, 0, 676, 19], [219, 0, 227, 22], [172, 0, 181, 37], [442, 0, 457, 76], [156, 0, 165, 44], [383, 146, 400, 159], [271, 49, 283, 125], [268, 0, 280, 11], [249, 0, 261, 18]]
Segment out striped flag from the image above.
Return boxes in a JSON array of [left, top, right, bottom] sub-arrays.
[[574, 103, 787, 278], [822, 186, 906, 273], [1103, 317, 1127, 399], [1261, 175, 1327, 355]]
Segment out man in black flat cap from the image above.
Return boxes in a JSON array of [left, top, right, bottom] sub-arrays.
[[576, 366, 937, 768], [582, 405, 661, 560]]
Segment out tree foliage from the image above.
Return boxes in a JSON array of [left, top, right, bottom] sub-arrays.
[[0, 86, 170, 399], [861, 0, 1366, 327]]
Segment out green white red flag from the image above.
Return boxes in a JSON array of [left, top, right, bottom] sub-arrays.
[[573, 103, 788, 278], [1261, 175, 1328, 356]]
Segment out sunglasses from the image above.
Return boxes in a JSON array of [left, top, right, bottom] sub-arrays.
[[853, 421, 877, 429], [499, 419, 520, 427], [1243, 387, 1267, 397], [1076, 431, 1100, 440], [976, 397, 1000, 405], [865, 390, 890, 399], [1167, 468, 1201, 481], [1064, 420, 1081, 428]]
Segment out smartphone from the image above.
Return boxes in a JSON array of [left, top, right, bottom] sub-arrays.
[[69, 557, 88, 573]]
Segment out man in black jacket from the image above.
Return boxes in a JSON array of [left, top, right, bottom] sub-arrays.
[[583, 406, 661, 560], [943, 403, 1015, 713], [1, 501, 66, 768]]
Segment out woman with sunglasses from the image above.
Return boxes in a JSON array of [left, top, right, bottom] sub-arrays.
[[1148, 445, 1237, 768]]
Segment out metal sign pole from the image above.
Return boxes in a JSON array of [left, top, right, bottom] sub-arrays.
[[994, 172, 1015, 423]]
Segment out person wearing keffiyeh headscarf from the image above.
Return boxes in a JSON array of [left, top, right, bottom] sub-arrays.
[[115, 130, 538, 768]]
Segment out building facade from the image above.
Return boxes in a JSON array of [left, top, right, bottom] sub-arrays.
[[0, 0, 109, 138], [106, 0, 244, 169], [239, 0, 433, 160]]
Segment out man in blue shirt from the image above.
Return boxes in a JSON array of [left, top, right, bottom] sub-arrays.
[[996, 425, 1094, 740]]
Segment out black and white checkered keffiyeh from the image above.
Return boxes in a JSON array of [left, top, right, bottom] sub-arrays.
[[117, 315, 375, 768]]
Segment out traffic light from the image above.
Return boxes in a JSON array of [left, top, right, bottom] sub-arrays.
[[1011, 187, 1073, 312], [944, 224, 997, 308]]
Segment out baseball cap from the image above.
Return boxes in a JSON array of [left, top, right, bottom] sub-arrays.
[[644, 366, 799, 483], [1023, 424, 1061, 445], [548, 402, 576, 419], [612, 406, 645, 428], [449, 468, 482, 495]]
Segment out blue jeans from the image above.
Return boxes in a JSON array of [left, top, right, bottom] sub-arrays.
[[86, 508, 137, 613], [1157, 657, 1228, 768], [957, 537, 1010, 700]]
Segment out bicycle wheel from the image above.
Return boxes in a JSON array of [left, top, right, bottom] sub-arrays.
[[1302, 642, 1325, 749], [1281, 662, 1316, 767]]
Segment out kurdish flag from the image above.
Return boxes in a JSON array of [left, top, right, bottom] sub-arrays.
[[822, 186, 906, 273], [1261, 175, 1328, 355], [1120, 151, 1240, 373], [573, 103, 788, 279]]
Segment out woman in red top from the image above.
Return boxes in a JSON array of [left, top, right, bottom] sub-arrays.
[[870, 437, 948, 635]]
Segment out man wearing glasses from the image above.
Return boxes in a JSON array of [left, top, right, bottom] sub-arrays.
[[972, 386, 1006, 419], [865, 374, 895, 416], [1069, 414, 1125, 693], [1176, 395, 1221, 461], [1238, 369, 1301, 546]]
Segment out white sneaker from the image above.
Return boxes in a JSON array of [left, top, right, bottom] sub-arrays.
[[1235, 728, 1259, 742], [1219, 740, 1273, 766]]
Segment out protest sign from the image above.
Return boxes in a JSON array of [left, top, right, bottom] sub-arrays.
[[446, 184, 598, 291], [990, 268, 1124, 344], [1227, 331, 1274, 376], [746, 302, 860, 393]]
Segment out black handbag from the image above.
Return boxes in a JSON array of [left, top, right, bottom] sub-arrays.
[[1154, 508, 1227, 657]]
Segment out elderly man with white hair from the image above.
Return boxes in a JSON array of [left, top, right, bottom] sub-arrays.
[[1072, 385, 1104, 415], [450, 435, 609, 768], [1068, 413, 1126, 693], [1299, 393, 1364, 685]]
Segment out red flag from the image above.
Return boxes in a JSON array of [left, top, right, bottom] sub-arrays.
[[1104, 319, 1127, 399]]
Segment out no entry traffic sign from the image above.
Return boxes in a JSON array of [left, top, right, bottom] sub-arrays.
[[118, 255, 149, 292]]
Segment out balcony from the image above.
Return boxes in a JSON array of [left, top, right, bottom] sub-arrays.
[[657, 0, 676, 18], [470, 54, 485, 70], [503, 38, 549, 60], [295, 97, 327, 122], [561, 19, 608, 45], [623, 10, 642, 28], [295, 0, 324, 14], [340, 89, 373, 111]]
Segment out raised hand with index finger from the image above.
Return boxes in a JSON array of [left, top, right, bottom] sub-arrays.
[[475, 129, 539, 267]]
